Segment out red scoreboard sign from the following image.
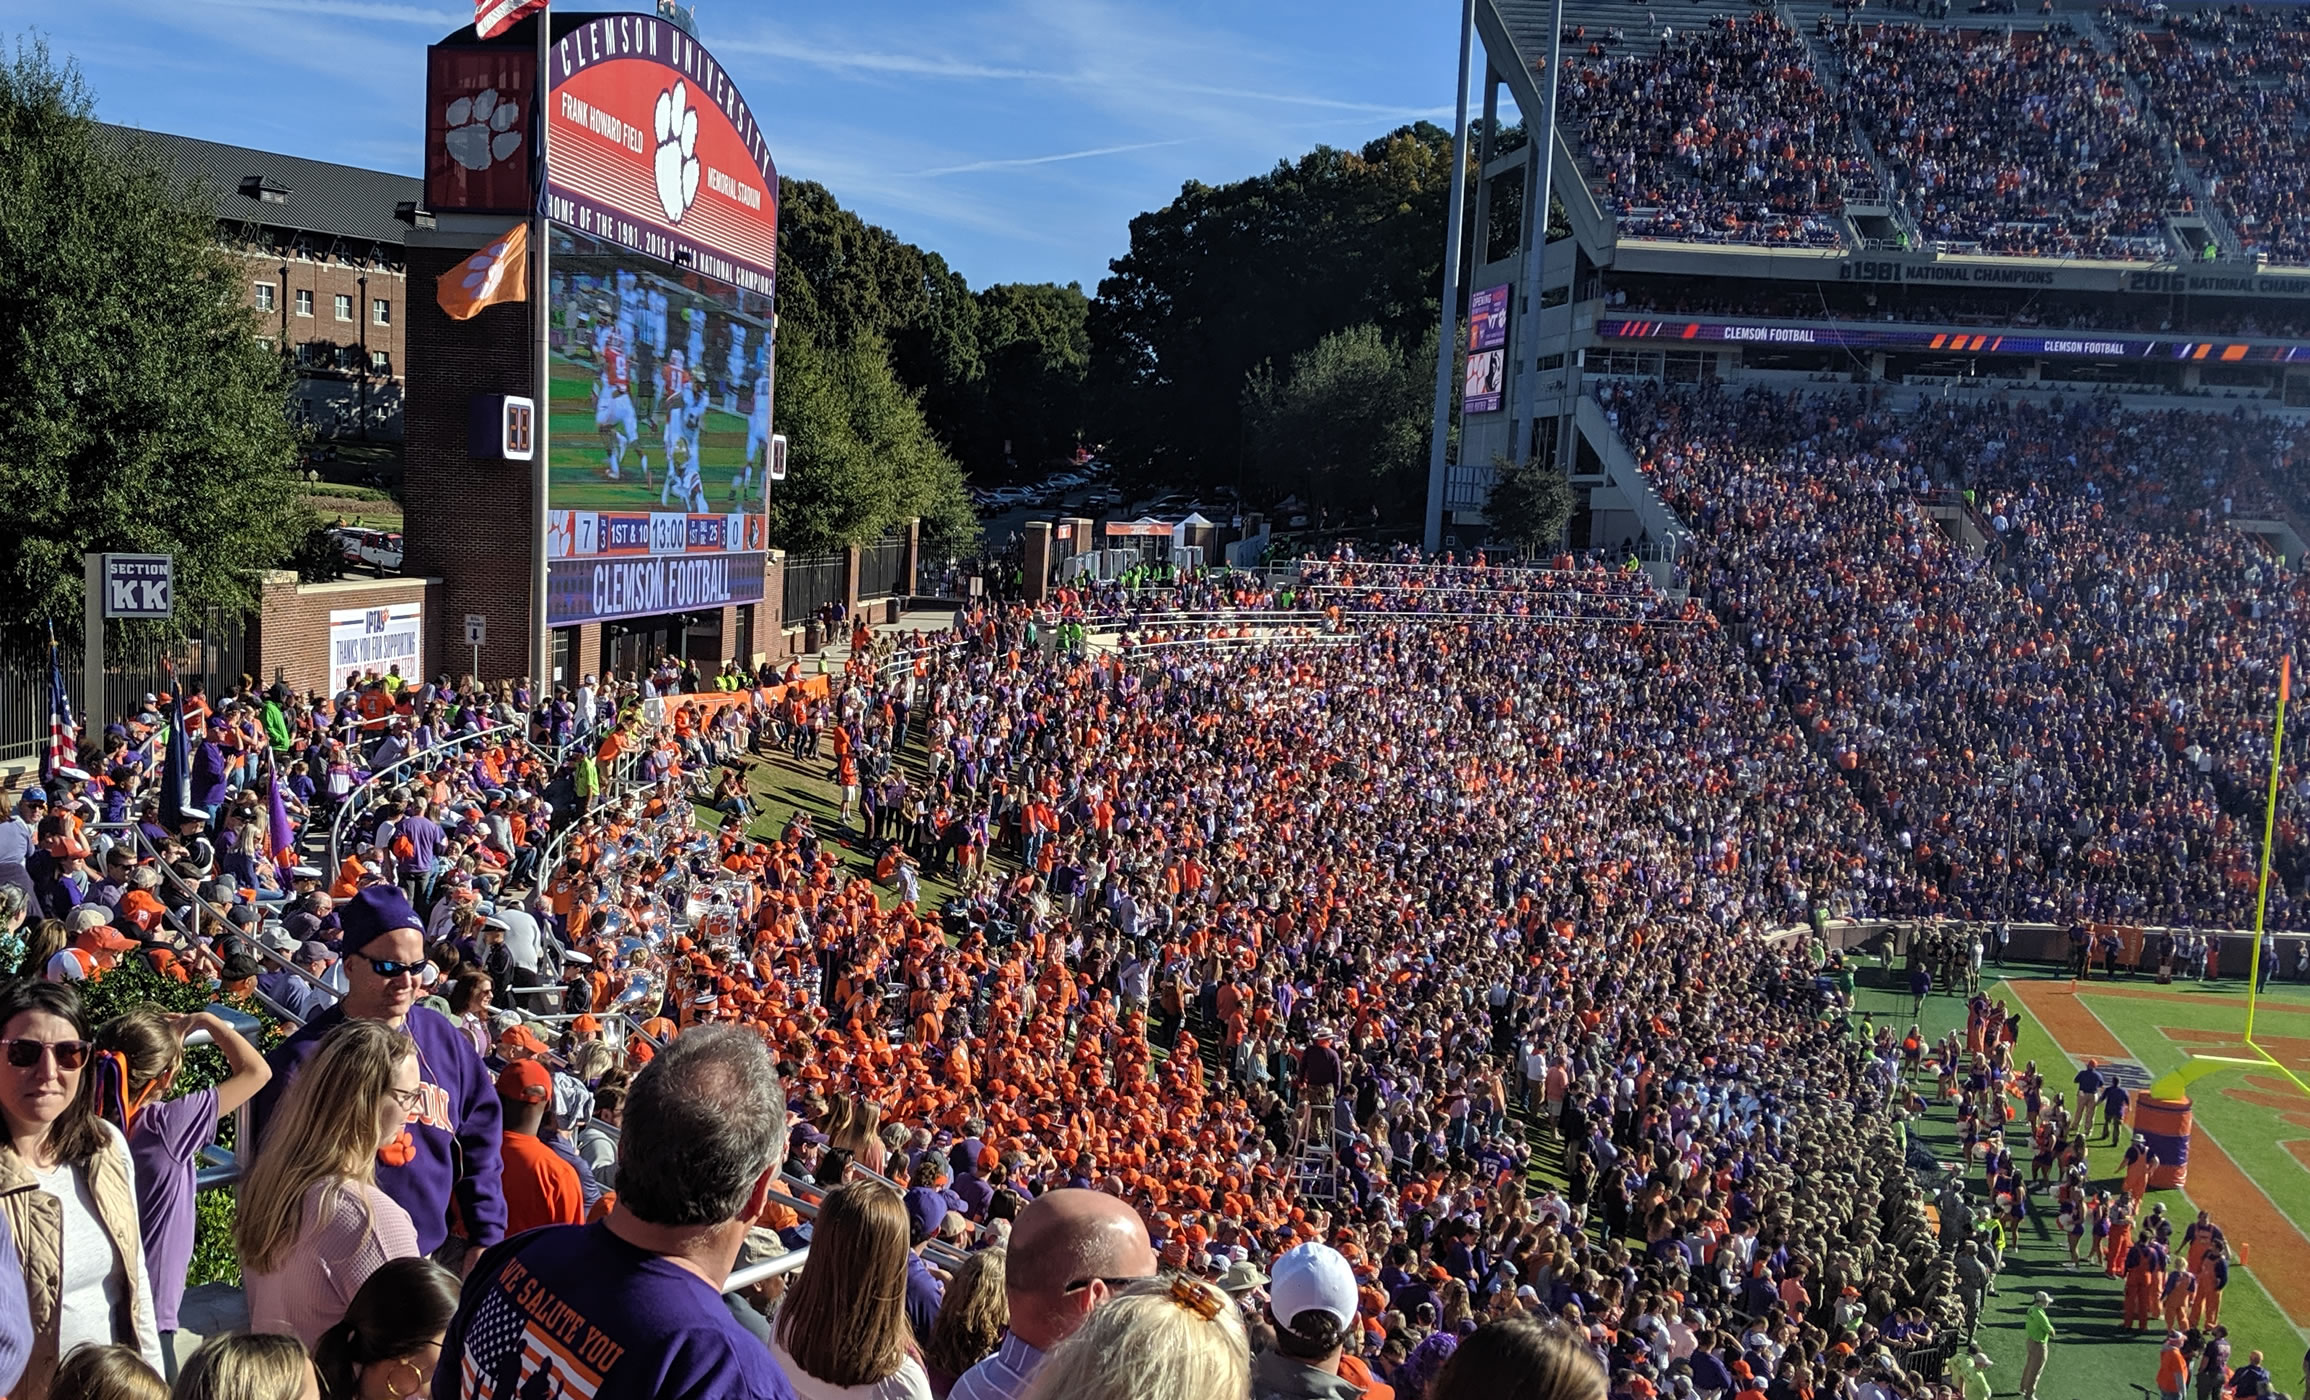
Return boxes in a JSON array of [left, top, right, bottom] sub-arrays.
[[544, 12, 780, 295], [424, 43, 536, 213]]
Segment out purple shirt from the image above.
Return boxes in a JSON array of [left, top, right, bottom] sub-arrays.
[[126, 1085, 219, 1332], [398, 814, 446, 873], [906, 1251, 944, 1343], [436, 1222, 797, 1400]]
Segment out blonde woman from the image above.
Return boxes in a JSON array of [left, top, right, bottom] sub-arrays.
[[771, 1181, 933, 1400], [825, 1095, 889, 1175], [236, 1020, 422, 1348], [172, 1332, 319, 1400], [922, 1248, 1007, 1398], [1021, 1275, 1249, 1400]]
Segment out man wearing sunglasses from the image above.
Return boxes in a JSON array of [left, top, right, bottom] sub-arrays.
[[951, 1188, 1156, 1400], [251, 884, 505, 1274]]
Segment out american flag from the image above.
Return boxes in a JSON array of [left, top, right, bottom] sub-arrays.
[[474, 0, 547, 40], [41, 631, 75, 785], [455, 1287, 602, 1400]]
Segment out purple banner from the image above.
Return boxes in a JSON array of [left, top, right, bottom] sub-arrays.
[[548, 550, 765, 627], [1597, 317, 2310, 363], [1469, 284, 1511, 353]]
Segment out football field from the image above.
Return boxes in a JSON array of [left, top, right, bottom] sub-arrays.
[[1856, 969, 2310, 1399]]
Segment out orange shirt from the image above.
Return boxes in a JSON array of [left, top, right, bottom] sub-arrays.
[[499, 1130, 584, 1235]]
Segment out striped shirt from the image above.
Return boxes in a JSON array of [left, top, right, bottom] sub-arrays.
[[948, 1332, 1045, 1400]]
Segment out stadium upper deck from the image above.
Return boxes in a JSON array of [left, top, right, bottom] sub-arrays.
[[1433, 0, 2310, 542]]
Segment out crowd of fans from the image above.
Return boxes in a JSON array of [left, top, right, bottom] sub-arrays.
[[0, 554, 2053, 1400], [1826, 21, 2179, 260], [1558, 13, 1867, 247], [1600, 377, 2310, 928], [1543, 3, 2310, 265], [2115, 9, 2310, 264]]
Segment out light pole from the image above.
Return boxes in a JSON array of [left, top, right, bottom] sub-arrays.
[[357, 271, 370, 440]]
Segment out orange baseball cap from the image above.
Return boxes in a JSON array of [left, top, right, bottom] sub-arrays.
[[496, 1058, 553, 1105]]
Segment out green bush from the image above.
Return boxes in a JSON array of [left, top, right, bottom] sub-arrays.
[[188, 1188, 240, 1288]]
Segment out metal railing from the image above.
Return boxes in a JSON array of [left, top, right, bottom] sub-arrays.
[[725, 1246, 810, 1292], [776, 1166, 973, 1269], [327, 721, 524, 871]]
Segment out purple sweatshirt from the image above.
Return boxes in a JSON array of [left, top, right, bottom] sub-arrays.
[[253, 1003, 505, 1254]]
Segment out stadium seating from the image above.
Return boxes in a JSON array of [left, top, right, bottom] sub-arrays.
[[1558, 12, 1868, 246], [1602, 379, 2308, 925], [2116, 8, 2310, 265], [1826, 21, 2177, 260]]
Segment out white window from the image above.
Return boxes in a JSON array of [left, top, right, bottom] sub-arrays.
[[253, 282, 276, 312], [294, 288, 313, 317], [334, 293, 353, 321], [369, 349, 390, 374], [372, 298, 391, 326]]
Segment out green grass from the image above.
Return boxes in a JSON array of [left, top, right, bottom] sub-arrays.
[[546, 354, 761, 517], [2071, 982, 2310, 1242], [1846, 970, 2309, 1400], [717, 741, 976, 911]]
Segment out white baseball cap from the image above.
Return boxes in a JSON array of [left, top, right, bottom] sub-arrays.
[[1270, 1242, 1357, 1332]]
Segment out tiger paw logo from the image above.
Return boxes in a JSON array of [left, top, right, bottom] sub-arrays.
[[444, 87, 522, 172], [652, 81, 701, 223]]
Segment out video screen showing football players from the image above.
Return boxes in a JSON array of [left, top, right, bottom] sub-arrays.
[[545, 225, 773, 531]]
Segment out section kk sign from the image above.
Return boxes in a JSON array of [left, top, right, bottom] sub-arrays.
[[100, 555, 174, 620]]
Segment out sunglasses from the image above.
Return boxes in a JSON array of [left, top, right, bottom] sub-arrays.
[[3, 1038, 92, 1071], [1062, 1273, 1152, 1296], [357, 954, 425, 978]]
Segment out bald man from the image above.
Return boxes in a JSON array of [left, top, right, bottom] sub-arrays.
[[949, 1188, 1157, 1400]]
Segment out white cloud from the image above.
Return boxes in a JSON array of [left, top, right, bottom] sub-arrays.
[[909, 140, 1188, 178]]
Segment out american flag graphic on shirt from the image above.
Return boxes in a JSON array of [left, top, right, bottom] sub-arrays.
[[456, 1283, 607, 1400]]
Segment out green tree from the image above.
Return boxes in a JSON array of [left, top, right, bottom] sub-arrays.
[[1485, 456, 1576, 557], [1090, 123, 1460, 498], [775, 178, 1086, 482], [1242, 323, 1430, 517], [0, 43, 304, 658], [767, 327, 975, 556], [969, 281, 1089, 478]]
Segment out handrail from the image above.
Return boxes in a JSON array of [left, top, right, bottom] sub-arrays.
[[328, 720, 525, 872], [724, 1245, 809, 1292], [85, 820, 342, 1004], [780, 1165, 972, 1268]]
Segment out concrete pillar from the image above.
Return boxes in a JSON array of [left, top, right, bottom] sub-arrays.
[[760, 549, 789, 663], [248, 570, 302, 689], [714, 604, 739, 667], [842, 544, 864, 624], [1023, 521, 1053, 603]]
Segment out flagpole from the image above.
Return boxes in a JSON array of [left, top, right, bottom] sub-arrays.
[[530, 2, 554, 692]]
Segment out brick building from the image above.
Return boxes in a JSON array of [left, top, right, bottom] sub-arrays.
[[103, 125, 422, 442]]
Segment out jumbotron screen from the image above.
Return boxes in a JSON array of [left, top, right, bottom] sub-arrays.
[[543, 224, 774, 626]]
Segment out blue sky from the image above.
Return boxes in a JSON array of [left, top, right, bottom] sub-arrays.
[[30, 0, 1462, 291]]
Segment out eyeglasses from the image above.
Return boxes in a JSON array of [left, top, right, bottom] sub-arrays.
[[3, 1038, 92, 1071], [357, 954, 425, 979], [387, 1084, 427, 1110]]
